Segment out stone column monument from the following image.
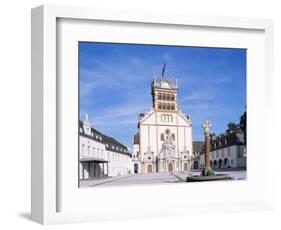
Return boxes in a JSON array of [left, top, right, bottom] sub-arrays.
[[201, 120, 214, 176]]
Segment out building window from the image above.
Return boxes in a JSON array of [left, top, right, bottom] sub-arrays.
[[167, 93, 171, 100], [171, 94, 175, 101], [171, 104, 175, 110], [161, 133, 165, 141], [158, 93, 162, 100], [172, 133, 175, 141], [227, 148, 231, 156], [81, 144, 85, 155], [158, 102, 162, 110], [167, 103, 171, 110]]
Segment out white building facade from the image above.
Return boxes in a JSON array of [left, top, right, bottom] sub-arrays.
[[132, 75, 193, 173], [79, 116, 132, 180]]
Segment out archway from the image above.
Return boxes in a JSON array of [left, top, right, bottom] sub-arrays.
[[218, 159, 222, 168], [168, 162, 173, 173], [147, 164, 152, 173], [193, 161, 199, 169], [183, 162, 188, 171], [224, 158, 229, 168], [134, 163, 138, 173], [214, 160, 217, 168]]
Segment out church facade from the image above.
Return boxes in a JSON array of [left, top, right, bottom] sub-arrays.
[[132, 74, 193, 174]]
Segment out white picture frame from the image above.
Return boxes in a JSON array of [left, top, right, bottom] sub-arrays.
[[31, 5, 274, 225]]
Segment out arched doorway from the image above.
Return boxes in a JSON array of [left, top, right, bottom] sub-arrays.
[[168, 162, 173, 173], [214, 160, 217, 168], [218, 159, 222, 168], [147, 164, 152, 173], [134, 163, 138, 173], [194, 161, 199, 169], [183, 162, 188, 171], [224, 158, 229, 168]]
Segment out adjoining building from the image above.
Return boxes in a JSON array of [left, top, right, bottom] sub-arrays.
[[210, 128, 246, 169], [79, 115, 131, 180], [196, 127, 246, 170], [132, 72, 193, 173], [191, 141, 204, 169]]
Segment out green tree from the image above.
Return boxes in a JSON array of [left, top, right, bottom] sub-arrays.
[[226, 122, 237, 133], [240, 111, 247, 144]]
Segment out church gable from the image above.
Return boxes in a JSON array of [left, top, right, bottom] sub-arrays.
[[139, 112, 156, 125], [177, 113, 192, 126]]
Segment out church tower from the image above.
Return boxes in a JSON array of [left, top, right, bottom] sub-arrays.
[[151, 65, 179, 112], [132, 64, 192, 174]]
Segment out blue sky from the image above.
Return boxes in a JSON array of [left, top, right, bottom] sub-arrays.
[[79, 42, 246, 151]]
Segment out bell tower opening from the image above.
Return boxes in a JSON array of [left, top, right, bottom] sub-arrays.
[[151, 64, 179, 112]]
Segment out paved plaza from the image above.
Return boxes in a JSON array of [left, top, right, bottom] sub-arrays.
[[80, 169, 246, 188]]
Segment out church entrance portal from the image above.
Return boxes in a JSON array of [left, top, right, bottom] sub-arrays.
[[168, 162, 173, 173], [183, 163, 188, 171], [134, 163, 138, 173], [194, 161, 199, 169], [147, 164, 152, 173]]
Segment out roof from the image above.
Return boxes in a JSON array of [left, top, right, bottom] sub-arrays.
[[79, 121, 130, 156], [80, 156, 109, 163], [152, 78, 178, 91], [211, 129, 245, 151]]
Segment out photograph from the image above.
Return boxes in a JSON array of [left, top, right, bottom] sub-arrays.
[[78, 42, 247, 187]]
